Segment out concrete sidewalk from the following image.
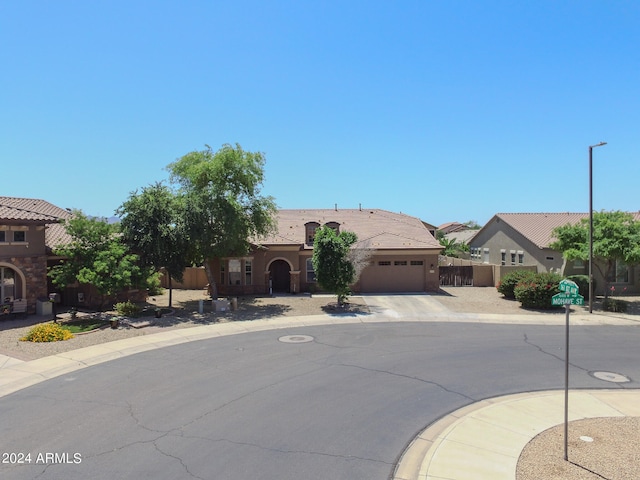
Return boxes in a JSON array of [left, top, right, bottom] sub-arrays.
[[393, 389, 640, 480]]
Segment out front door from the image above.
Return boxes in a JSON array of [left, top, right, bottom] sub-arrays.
[[270, 260, 290, 293]]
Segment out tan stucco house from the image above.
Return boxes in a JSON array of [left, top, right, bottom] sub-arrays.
[[0, 197, 72, 314], [469, 212, 640, 295], [209, 208, 443, 296]]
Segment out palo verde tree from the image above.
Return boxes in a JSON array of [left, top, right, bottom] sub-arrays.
[[166, 143, 277, 298], [312, 226, 358, 305], [550, 210, 640, 299], [116, 182, 189, 306], [48, 211, 148, 309]]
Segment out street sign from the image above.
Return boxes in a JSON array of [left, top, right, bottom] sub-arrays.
[[558, 279, 580, 295], [552, 292, 585, 306]]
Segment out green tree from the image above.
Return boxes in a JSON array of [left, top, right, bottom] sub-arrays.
[[438, 237, 469, 257], [166, 143, 277, 298], [312, 226, 357, 305], [550, 210, 640, 299], [48, 211, 147, 309], [116, 182, 188, 306]]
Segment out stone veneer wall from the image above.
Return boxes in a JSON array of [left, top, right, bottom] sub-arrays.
[[8, 256, 48, 314]]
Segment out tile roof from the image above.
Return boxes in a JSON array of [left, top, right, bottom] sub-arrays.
[[444, 229, 479, 244], [493, 212, 640, 248], [0, 197, 73, 250], [259, 209, 441, 250], [0, 197, 71, 222]]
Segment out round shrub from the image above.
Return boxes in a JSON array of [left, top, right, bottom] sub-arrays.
[[497, 270, 537, 299], [566, 275, 593, 300], [114, 301, 141, 317], [603, 298, 628, 313], [514, 272, 563, 309], [21, 323, 74, 342]]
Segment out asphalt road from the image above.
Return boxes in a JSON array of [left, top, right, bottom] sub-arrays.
[[1, 321, 639, 480]]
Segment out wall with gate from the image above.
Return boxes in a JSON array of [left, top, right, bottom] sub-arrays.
[[438, 256, 496, 287]]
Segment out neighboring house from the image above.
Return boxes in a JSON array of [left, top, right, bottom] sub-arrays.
[[209, 208, 443, 296], [443, 229, 479, 247], [437, 221, 468, 235], [0, 197, 72, 314], [469, 212, 640, 294]]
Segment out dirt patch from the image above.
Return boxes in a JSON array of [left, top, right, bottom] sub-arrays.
[[517, 416, 640, 480]]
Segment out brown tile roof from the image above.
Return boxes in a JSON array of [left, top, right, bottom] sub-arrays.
[[493, 212, 640, 248], [0, 196, 71, 222], [259, 209, 441, 250], [0, 197, 73, 250]]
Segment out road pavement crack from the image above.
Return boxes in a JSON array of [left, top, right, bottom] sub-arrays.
[[175, 433, 393, 466], [523, 333, 589, 372], [333, 361, 476, 401]]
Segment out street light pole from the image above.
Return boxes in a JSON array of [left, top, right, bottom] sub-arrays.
[[588, 141, 607, 313]]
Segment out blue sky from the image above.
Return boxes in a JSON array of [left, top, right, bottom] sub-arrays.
[[2, 1, 638, 226]]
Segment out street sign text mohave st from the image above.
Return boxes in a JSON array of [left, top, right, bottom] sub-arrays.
[[552, 279, 585, 306]]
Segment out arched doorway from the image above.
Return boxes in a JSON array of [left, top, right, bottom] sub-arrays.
[[0, 265, 21, 301], [270, 260, 291, 293]]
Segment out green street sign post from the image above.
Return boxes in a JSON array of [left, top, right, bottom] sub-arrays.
[[553, 279, 585, 461]]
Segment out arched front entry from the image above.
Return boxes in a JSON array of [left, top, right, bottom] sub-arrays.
[[0, 263, 25, 302], [269, 259, 291, 293]]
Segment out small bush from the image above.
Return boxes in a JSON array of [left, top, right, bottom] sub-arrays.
[[146, 272, 164, 296], [603, 298, 628, 313], [497, 270, 536, 299], [514, 272, 563, 309], [567, 275, 592, 300], [114, 301, 141, 317], [21, 323, 74, 342]]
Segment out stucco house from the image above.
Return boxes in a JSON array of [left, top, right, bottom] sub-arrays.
[[469, 212, 640, 294], [0, 197, 72, 314], [209, 208, 442, 296]]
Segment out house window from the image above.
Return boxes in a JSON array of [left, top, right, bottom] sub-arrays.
[[228, 259, 242, 285], [305, 222, 320, 245], [501, 251, 506, 266], [518, 252, 524, 264], [306, 258, 316, 282], [324, 221, 340, 234], [608, 260, 629, 283], [483, 248, 489, 263], [394, 260, 407, 266], [378, 261, 391, 266], [510, 252, 516, 265], [13, 231, 26, 242], [0, 231, 5, 243], [410, 260, 423, 266], [245, 260, 252, 285]]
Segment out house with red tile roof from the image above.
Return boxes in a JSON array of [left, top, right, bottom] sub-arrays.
[[209, 208, 443, 296], [0, 197, 72, 314], [469, 212, 640, 294]]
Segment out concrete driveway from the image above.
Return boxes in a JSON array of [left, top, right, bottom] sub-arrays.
[[362, 294, 450, 317]]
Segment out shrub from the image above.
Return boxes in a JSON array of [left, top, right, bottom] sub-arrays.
[[146, 272, 164, 296], [567, 275, 592, 300], [497, 270, 536, 299], [514, 272, 563, 309], [21, 323, 74, 342], [114, 301, 141, 317], [603, 298, 628, 313]]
